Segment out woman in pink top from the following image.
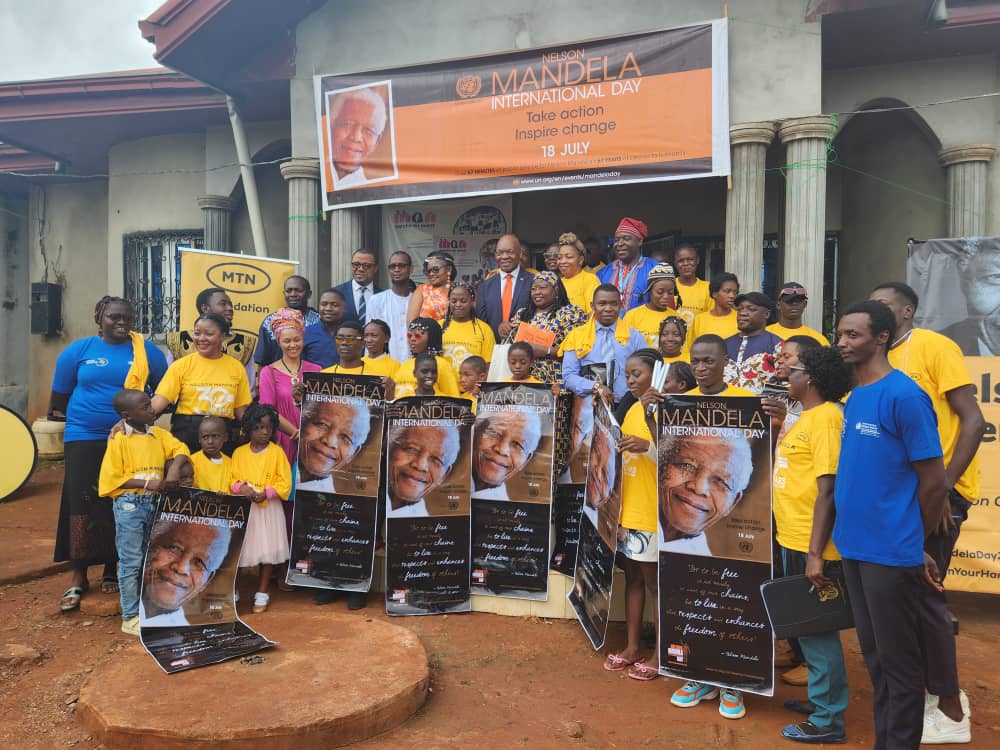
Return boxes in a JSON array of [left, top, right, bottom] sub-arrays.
[[258, 308, 322, 466], [407, 251, 455, 324]]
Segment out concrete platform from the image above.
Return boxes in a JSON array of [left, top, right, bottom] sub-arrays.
[[76, 610, 429, 749]]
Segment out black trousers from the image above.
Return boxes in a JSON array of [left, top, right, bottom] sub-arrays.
[[843, 559, 928, 750], [920, 489, 970, 697]]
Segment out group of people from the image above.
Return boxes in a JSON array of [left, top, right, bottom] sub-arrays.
[[49, 214, 982, 748]]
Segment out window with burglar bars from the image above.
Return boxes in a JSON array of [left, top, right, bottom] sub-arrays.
[[123, 231, 204, 342]]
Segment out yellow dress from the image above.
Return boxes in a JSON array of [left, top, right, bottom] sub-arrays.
[[230, 442, 292, 567]]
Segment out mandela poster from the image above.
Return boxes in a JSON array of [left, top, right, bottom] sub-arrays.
[[470, 382, 556, 600], [384, 397, 474, 615], [656, 396, 774, 695], [316, 21, 729, 210], [139, 490, 275, 674], [568, 399, 622, 649], [908, 235, 1000, 594], [288, 373, 385, 592]]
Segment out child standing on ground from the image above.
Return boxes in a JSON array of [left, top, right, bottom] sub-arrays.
[[604, 349, 662, 680], [98, 389, 190, 636], [230, 403, 292, 613], [188, 416, 232, 493]]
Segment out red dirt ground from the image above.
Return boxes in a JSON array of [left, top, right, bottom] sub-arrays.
[[2, 465, 998, 749]]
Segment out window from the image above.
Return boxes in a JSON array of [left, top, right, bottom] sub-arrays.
[[123, 231, 203, 341]]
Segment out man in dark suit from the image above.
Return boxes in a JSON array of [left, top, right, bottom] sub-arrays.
[[335, 248, 381, 324], [476, 233, 534, 339]]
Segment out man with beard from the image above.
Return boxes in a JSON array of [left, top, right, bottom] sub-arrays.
[[302, 288, 347, 368], [724, 292, 784, 393], [386, 424, 461, 517], [471, 409, 542, 500], [296, 397, 372, 493], [597, 217, 657, 313], [335, 249, 381, 325], [367, 251, 415, 362], [140, 520, 231, 627], [254, 276, 319, 367]]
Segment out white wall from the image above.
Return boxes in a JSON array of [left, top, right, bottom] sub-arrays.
[[204, 120, 291, 197], [0, 192, 30, 416]]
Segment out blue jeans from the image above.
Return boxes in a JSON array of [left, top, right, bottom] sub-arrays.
[[780, 547, 849, 734], [112, 493, 159, 620]]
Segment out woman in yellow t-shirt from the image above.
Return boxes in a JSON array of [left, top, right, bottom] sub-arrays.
[[556, 231, 601, 313], [441, 282, 496, 373], [623, 262, 683, 348], [773, 346, 852, 735], [689, 272, 740, 343], [658, 316, 689, 365], [152, 312, 252, 452], [362, 319, 401, 378]]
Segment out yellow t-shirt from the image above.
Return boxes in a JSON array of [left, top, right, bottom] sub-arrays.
[[889, 328, 980, 502], [623, 306, 685, 350], [676, 278, 712, 325], [442, 319, 497, 373], [689, 309, 738, 342], [98, 426, 189, 499], [663, 353, 688, 365], [505, 376, 544, 383], [393, 355, 461, 399], [156, 353, 252, 417], [620, 402, 658, 532], [362, 355, 400, 378], [321, 363, 364, 374], [560, 270, 602, 314], [773, 401, 842, 559], [230, 442, 292, 507], [767, 322, 828, 345], [685, 384, 754, 397], [190, 450, 232, 494]]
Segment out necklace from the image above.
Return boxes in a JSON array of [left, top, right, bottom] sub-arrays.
[[280, 357, 302, 385], [891, 328, 913, 349]]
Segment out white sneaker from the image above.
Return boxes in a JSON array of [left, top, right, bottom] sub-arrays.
[[924, 690, 971, 720], [921, 708, 971, 744]]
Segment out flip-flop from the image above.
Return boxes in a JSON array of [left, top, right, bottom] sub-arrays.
[[100, 576, 119, 595], [60, 586, 86, 612], [626, 660, 660, 681], [603, 652, 637, 672], [784, 699, 816, 716]]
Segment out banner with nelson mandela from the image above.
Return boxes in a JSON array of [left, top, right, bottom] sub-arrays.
[[288, 373, 385, 592], [139, 489, 275, 674], [568, 399, 623, 649], [656, 395, 774, 695], [384, 396, 474, 615], [470, 382, 556, 600]]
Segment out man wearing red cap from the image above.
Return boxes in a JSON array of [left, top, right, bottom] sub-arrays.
[[597, 218, 658, 313], [767, 282, 827, 344]]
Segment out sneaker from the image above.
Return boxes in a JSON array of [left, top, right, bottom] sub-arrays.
[[925, 691, 971, 720], [921, 707, 971, 744], [252, 592, 269, 614], [670, 681, 719, 708], [781, 664, 809, 686], [347, 591, 368, 610], [719, 689, 746, 720], [121, 616, 140, 636], [781, 720, 846, 744]]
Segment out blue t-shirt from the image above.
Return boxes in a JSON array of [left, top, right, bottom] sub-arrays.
[[51, 337, 168, 442], [833, 369, 942, 567], [301, 323, 340, 369]]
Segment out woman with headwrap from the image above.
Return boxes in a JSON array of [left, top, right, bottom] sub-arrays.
[[257, 308, 323, 466], [407, 251, 455, 324], [623, 262, 685, 350], [391, 317, 461, 398]]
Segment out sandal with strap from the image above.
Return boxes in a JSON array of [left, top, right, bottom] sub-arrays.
[[627, 659, 660, 681], [100, 575, 120, 595], [603, 652, 637, 672], [60, 586, 87, 612]]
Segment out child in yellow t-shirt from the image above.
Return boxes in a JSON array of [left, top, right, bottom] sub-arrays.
[[459, 355, 488, 408], [188, 415, 232, 494], [506, 342, 559, 396], [98, 389, 190, 636]]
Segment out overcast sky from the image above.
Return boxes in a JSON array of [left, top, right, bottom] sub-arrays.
[[1, 1, 165, 82]]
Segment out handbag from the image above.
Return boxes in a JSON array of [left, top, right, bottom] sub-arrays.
[[760, 568, 854, 639], [487, 344, 513, 381]]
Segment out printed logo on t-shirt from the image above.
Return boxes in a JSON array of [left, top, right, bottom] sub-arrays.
[[193, 385, 236, 415], [83, 358, 109, 367], [854, 421, 880, 437]]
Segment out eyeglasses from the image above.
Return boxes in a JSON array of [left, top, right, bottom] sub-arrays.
[[351, 262, 376, 270], [335, 335, 364, 343], [387, 262, 410, 270], [425, 265, 445, 274]]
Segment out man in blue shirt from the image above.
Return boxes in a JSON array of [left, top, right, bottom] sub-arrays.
[[596, 217, 657, 314], [302, 288, 346, 368], [829, 300, 949, 750], [561, 285, 645, 404]]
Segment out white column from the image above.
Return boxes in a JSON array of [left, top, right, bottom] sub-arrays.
[[196, 194, 234, 252], [725, 122, 775, 291], [280, 158, 321, 287], [328, 208, 364, 289], [778, 115, 832, 331], [939, 145, 995, 237]]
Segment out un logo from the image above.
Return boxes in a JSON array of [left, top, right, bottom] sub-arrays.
[[455, 75, 482, 98]]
